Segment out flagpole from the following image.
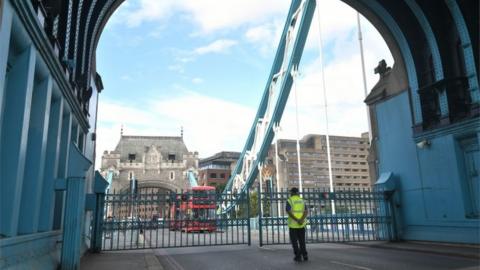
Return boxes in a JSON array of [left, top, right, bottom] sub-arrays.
[[357, 12, 373, 143]]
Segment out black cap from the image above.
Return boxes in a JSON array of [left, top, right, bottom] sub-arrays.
[[290, 187, 299, 194]]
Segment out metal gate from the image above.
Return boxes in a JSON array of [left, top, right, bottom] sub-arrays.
[[97, 186, 395, 250], [100, 189, 250, 251], [257, 186, 396, 246]]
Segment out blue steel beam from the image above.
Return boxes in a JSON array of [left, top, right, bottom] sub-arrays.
[[0, 44, 36, 237], [0, 0, 13, 144], [241, 0, 316, 195], [39, 97, 64, 232], [18, 75, 53, 234], [224, 0, 305, 193], [106, 170, 113, 189], [224, 0, 302, 193], [404, 0, 448, 118], [188, 171, 198, 188], [224, 0, 316, 200], [445, 0, 479, 104], [53, 112, 72, 230]]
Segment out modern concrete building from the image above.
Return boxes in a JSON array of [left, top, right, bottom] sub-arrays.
[[198, 151, 240, 190], [266, 134, 371, 190]]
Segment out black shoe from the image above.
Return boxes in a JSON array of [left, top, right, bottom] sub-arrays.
[[294, 256, 301, 262], [302, 255, 308, 261]]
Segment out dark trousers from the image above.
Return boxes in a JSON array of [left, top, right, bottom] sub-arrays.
[[289, 227, 307, 257]]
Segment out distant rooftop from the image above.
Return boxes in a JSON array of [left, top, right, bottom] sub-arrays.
[[199, 151, 240, 167], [113, 135, 189, 162]]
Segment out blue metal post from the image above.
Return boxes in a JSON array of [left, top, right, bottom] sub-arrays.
[[53, 112, 72, 230], [18, 76, 53, 234], [60, 177, 86, 270], [60, 142, 92, 269], [0, 44, 36, 237], [246, 189, 251, 246], [39, 98, 64, 231], [258, 183, 263, 246], [91, 171, 109, 252], [374, 172, 400, 241]]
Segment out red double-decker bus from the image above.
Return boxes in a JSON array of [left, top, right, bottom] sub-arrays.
[[169, 186, 216, 232]]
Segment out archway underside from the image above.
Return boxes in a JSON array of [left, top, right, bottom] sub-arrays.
[[28, 0, 477, 134]]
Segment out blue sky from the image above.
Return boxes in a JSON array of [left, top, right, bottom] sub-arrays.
[[95, 0, 392, 167]]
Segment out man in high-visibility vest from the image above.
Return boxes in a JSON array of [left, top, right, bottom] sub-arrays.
[[286, 187, 308, 262]]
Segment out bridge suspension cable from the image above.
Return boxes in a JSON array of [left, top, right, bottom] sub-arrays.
[[315, 0, 335, 214], [291, 65, 304, 194]]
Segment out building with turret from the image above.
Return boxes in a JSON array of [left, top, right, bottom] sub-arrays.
[[100, 135, 198, 219], [101, 135, 198, 193]]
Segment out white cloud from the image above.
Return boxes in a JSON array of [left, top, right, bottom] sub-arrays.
[[244, 20, 283, 56], [276, 12, 393, 141], [124, 0, 179, 27], [192, 77, 204, 84], [95, 93, 256, 168], [168, 64, 184, 73], [167, 39, 238, 76], [306, 0, 358, 46], [181, 0, 289, 33], [240, 0, 361, 58], [98, 0, 395, 169], [194, 39, 238, 55], [117, 0, 289, 34]]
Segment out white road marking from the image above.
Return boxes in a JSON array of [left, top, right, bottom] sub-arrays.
[[330, 260, 373, 270], [164, 254, 185, 270]]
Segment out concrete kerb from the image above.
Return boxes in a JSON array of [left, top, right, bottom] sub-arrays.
[[80, 250, 165, 270], [343, 241, 480, 260]]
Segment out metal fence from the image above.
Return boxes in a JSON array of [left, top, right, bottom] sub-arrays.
[[257, 186, 396, 246], [98, 186, 395, 250], [101, 189, 250, 250]]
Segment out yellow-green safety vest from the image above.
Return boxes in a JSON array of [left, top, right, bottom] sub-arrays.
[[287, 195, 307, 228]]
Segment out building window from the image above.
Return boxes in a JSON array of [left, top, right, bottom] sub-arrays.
[[169, 171, 175, 180], [210, 173, 217, 179], [220, 173, 226, 179], [128, 154, 136, 163], [168, 154, 176, 161]]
